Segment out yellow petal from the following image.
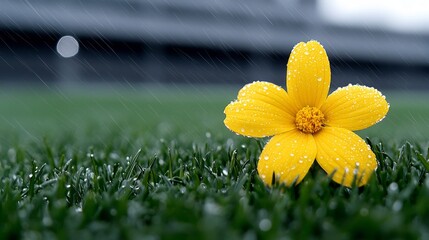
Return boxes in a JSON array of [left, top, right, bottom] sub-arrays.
[[224, 81, 297, 137], [321, 85, 389, 131], [314, 127, 377, 187], [286, 40, 331, 108], [257, 130, 317, 186]]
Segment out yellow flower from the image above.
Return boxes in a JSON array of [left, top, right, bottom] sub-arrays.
[[224, 40, 389, 187]]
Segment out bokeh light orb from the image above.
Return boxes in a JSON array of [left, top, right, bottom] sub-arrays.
[[56, 36, 79, 58]]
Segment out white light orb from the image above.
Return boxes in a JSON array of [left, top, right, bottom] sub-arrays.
[[56, 35, 79, 58]]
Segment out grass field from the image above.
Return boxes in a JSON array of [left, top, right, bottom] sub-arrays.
[[0, 85, 429, 239]]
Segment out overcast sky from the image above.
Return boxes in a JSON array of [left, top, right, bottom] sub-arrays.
[[318, 0, 429, 34]]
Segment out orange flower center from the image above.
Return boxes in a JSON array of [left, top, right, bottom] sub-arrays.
[[295, 106, 325, 134]]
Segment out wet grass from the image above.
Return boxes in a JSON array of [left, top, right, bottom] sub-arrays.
[[0, 86, 428, 239]]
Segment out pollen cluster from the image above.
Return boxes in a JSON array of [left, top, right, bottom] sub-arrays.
[[295, 106, 325, 134]]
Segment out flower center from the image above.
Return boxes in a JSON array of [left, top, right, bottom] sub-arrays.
[[295, 106, 325, 134]]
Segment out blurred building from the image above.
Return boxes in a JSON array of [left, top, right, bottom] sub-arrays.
[[0, 0, 428, 89]]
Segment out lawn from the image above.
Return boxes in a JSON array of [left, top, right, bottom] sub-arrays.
[[0, 85, 428, 239]]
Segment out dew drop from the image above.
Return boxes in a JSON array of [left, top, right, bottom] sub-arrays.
[[388, 182, 398, 192], [259, 219, 272, 231], [392, 201, 402, 212], [264, 156, 269, 160]]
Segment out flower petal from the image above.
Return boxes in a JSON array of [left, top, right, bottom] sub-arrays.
[[286, 40, 331, 108], [257, 130, 317, 186], [314, 127, 377, 187], [321, 85, 389, 131], [224, 81, 297, 137]]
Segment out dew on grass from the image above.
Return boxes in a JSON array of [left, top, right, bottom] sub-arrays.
[[388, 182, 398, 192], [204, 200, 221, 215], [259, 218, 272, 231], [392, 201, 403, 212], [158, 159, 165, 166]]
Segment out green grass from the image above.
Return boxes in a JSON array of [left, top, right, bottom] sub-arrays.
[[0, 86, 429, 239]]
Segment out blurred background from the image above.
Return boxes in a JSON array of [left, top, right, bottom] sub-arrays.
[[0, 0, 428, 142], [1, 0, 429, 89]]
